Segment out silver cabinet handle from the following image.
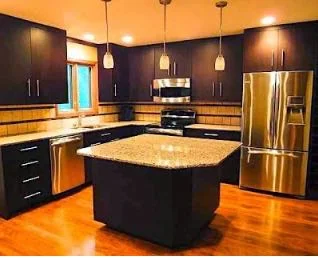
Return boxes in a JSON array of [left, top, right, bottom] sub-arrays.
[[173, 62, 177, 76], [114, 84, 117, 97], [212, 82, 215, 97], [150, 83, 153, 97], [20, 146, 38, 152], [204, 133, 219, 137], [90, 142, 101, 147], [20, 160, 39, 167], [271, 50, 274, 69], [281, 49, 285, 67], [24, 191, 41, 200], [36, 79, 40, 97], [22, 176, 40, 184], [167, 64, 171, 76], [101, 132, 111, 137], [219, 82, 223, 97], [27, 78, 31, 97]]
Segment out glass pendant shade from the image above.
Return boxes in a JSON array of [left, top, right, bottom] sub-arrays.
[[103, 52, 114, 69], [215, 54, 225, 71], [159, 53, 170, 70]]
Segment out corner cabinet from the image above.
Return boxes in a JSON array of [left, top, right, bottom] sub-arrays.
[[243, 22, 318, 72], [0, 14, 67, 105], [98, 44, 129, 102], [128, 46, 155, 101], [191, 35, 243, 102]]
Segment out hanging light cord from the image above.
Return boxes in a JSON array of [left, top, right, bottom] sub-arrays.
[[163, 3, 167, 54], [219, 6, 223, 56], [105, 1, 110, 53]]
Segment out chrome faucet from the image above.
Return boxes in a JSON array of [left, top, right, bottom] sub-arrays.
[[78, 114, 85, 128]]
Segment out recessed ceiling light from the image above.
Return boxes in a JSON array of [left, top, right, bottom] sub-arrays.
[[122, 35, 134, 44], [83, 33, 95, 42], [261, 16, 276, 26]]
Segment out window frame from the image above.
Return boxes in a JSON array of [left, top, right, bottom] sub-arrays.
[[56, 60, 98, 117]]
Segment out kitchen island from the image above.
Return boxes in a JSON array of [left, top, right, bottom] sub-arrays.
[[78, 134, 241, 248]]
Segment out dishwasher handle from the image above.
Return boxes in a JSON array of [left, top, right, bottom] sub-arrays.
[[50, 135, 82, 147]]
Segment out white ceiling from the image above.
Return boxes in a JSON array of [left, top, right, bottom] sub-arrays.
[[0, 0, 317, 46]]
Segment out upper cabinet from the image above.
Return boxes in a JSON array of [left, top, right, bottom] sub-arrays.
[[30, 26, 67, 104], [191, 35, 243, 102], [0, 14, 67, 105], [128, 46, 155, 101], [98, 44, 129, 102], [243, 22, 317, 73], [154, 42, 192, 79], [191, 38, 219, 101]]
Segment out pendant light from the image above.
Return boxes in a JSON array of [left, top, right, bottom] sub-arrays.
[[102, 0, 114, 69], [215, 1, 227, 71], [159, 0, 172, 70]]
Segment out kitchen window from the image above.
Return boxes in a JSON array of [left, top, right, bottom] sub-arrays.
[[57, 62, 97, 116]]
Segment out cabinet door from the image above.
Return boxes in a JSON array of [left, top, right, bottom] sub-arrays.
[[129, 46, 155, 101], [278, 24, 317, 71], [191, 39, 219, 101], [154, 42, 192, 79], [112, 45, 129, 102], [98, 44, 114, 102], [243, 29, 278, 73], [0, 15, 31, 105], [218, 35, 243, 102], [31, 26, 67, 104]]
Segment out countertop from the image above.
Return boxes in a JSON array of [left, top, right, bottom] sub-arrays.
[[77, 134, 241, 170], [185, 124, 241, 132], [0, 121, 153, 147]]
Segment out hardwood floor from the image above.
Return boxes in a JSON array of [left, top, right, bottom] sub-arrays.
[[0, 184, 317, 255]]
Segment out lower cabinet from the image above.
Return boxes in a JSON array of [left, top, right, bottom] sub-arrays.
[[184, 128, 241, 185], [0, 140, 52, 219], [83, 125, 145, 182]]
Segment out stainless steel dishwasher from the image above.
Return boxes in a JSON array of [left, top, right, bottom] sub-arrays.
[[50, 134, 85, 195]]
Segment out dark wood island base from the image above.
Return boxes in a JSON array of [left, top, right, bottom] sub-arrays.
[[92, 159, 220, 248]]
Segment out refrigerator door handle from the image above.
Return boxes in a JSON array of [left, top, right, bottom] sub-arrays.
[[247, 149, 299, 159]]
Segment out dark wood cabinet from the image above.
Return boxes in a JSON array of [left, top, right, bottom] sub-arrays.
[[278, 24, 317, 71], [154, 42, 192, 79], [128, 46, 155, 101], [243, 22, 317, 72], [243, 28, 278, 73], [191, 35, 243, 102], [217, 35, 243, 102], [30, 26, 67, 104], [0, 14, 67, 105], [191, 38, 219, 101], [0, 140, 52, 219], [98, 44, 129, 102], [0, 15, 31, 105]]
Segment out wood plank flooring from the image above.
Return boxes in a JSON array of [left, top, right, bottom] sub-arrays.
[[0, 184, 317, 255]]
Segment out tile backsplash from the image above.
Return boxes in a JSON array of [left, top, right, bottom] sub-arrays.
[[0, 103, 241, 137], [132, 104, 242, 126], [0, 105, 120, 137]]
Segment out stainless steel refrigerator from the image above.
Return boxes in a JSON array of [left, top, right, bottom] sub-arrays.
[[240, 71, 314, 196]]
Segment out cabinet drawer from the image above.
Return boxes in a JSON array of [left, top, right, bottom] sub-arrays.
[[2, 140, 49, 163], [185, 129, 241, 141]]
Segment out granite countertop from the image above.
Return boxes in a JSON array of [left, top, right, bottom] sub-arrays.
[[77, 134, 241, 170], [0, 121, 153, 147], [185, 124, 241, 132]]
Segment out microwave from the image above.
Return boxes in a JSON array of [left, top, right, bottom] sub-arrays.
[[152, 78, 191, 103]]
